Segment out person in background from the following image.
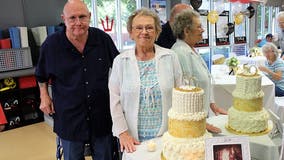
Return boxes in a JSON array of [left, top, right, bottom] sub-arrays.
[[155, 3, 192, 49], [35, 0, 119, 160], [171, 9, 227, 133], [259, 43, 284, 97], [0, 103, 7, 131], [276, 11, 284, 59], [109, 8, 182, 153], [256, 33, 273, 47]]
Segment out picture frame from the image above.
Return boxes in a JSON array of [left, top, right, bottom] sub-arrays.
[[268, 109, 283, 139], [205, 136, 251, 160]]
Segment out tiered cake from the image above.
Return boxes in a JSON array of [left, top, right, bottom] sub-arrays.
[[162, 86, 211, 160], [228, 70, 269, 133]]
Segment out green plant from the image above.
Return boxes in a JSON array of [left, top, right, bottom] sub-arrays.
[[226, 57, 239, 67]]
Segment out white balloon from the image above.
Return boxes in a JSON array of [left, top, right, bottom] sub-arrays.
[[214, 0, 225, 15], [232, 2, 243, 15]]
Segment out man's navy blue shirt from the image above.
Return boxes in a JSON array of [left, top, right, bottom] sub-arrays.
[[35, 27, 119, 141], [155, 21, 176, 49]]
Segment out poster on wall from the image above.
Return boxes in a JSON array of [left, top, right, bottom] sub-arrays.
[[215, 11, 230, 46], [195, 10, 209, 47], [150, 0, 167, 24], [234, 20, 246, 44]]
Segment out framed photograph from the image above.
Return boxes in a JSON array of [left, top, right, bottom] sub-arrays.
[[215, 11, 230, 46], [268, 109, 283, 138], [234, 20, 246, 44], [195, 10, 209, 47], [205, 136, 251, 160], [150, 0, 167, 24]]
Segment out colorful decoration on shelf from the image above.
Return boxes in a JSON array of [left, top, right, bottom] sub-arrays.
[[207, 10, 219, 24], [226, 57, 239, 75], [100, 16, 114, 32], [0, 77, 16, 92]]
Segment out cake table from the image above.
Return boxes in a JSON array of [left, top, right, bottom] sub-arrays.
[[207, 115, 281, 160], [122, 137, 163, 160]]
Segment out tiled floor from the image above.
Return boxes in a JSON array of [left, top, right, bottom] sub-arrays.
[[0, 122, 94, 160]]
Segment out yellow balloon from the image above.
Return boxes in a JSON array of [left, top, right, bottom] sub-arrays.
[[234, 13, 244, 25], [208, 10, 219, 24]]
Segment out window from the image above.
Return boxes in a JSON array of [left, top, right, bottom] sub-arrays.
[[84, 0, 138, 50]]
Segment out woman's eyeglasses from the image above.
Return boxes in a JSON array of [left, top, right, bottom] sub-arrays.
[[132, 25, 155, 33]]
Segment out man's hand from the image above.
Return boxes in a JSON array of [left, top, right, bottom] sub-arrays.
[[39, 94, 54, 115]]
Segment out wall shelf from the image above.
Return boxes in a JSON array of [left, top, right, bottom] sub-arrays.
[[0, 67, 35, 79]]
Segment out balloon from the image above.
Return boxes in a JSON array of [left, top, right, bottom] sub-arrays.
[[234, 13, 244, 25], [246, 6, 255, 18], [207, 10, 219, 24], [214, 0, 225, 15], [190, 0, 202, 10], [226, 23, 235, 35], [239, 0, 251, 3], [232, 2, 243, 15]]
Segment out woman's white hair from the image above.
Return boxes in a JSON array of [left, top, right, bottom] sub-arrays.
[[262, 42, 280, 58]]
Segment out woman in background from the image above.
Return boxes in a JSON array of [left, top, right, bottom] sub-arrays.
[[259, 42, 284, 96], [171, 9, 227, 133], [109, 8, 182, 153]]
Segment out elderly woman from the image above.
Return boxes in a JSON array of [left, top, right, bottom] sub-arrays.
[[108, 8, 182, 153], [171, 9, 227, 132], [259, 43, 284, 96]]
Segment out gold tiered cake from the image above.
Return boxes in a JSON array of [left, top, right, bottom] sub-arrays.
[[228, 68, 269, 134], [161, 86, 211, 160]]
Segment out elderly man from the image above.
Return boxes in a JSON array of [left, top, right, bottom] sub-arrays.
[[35, 0, 119, 159], [276, 11, 284, 59], [155, 3, 192, 49]]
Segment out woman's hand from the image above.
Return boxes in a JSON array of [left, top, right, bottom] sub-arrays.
[[119, 131, 140, 153], [206, 123, 221, 133], [210, 103, 227, 115], [258, 65, 269, 73]]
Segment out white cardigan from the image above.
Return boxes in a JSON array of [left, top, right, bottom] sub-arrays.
[[108, 44, 182, 140]]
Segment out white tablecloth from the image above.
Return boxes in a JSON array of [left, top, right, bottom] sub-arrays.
[[211, 65, 275, 115], [237, 56, 266, 67], [274, 97, 284, 123], [207, 115, 281, 160], [122, 115, 282, 160], [122, 137, 163, 160]]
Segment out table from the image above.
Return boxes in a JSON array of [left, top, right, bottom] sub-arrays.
[[122, 137, 163, 160], [207, 115, 281, 160], [211, 65, 275, 116], [274, 97, 284, 123]]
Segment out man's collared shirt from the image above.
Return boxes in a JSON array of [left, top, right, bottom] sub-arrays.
[[35, 27, 119, 141]]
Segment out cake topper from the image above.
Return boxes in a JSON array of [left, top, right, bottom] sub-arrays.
[[183, 75, 198, 87], [237, 64, 258, 76]]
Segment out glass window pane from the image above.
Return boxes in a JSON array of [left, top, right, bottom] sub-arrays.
[[121, 0, 137, 50], [256, 5, 262, 39]]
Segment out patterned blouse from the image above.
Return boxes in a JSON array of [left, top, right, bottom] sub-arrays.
[[137, 59, 162, 142]]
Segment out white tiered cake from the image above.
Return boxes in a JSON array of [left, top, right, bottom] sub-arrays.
[[161, 86, 211, 160], [228, 69, 269, 133]]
